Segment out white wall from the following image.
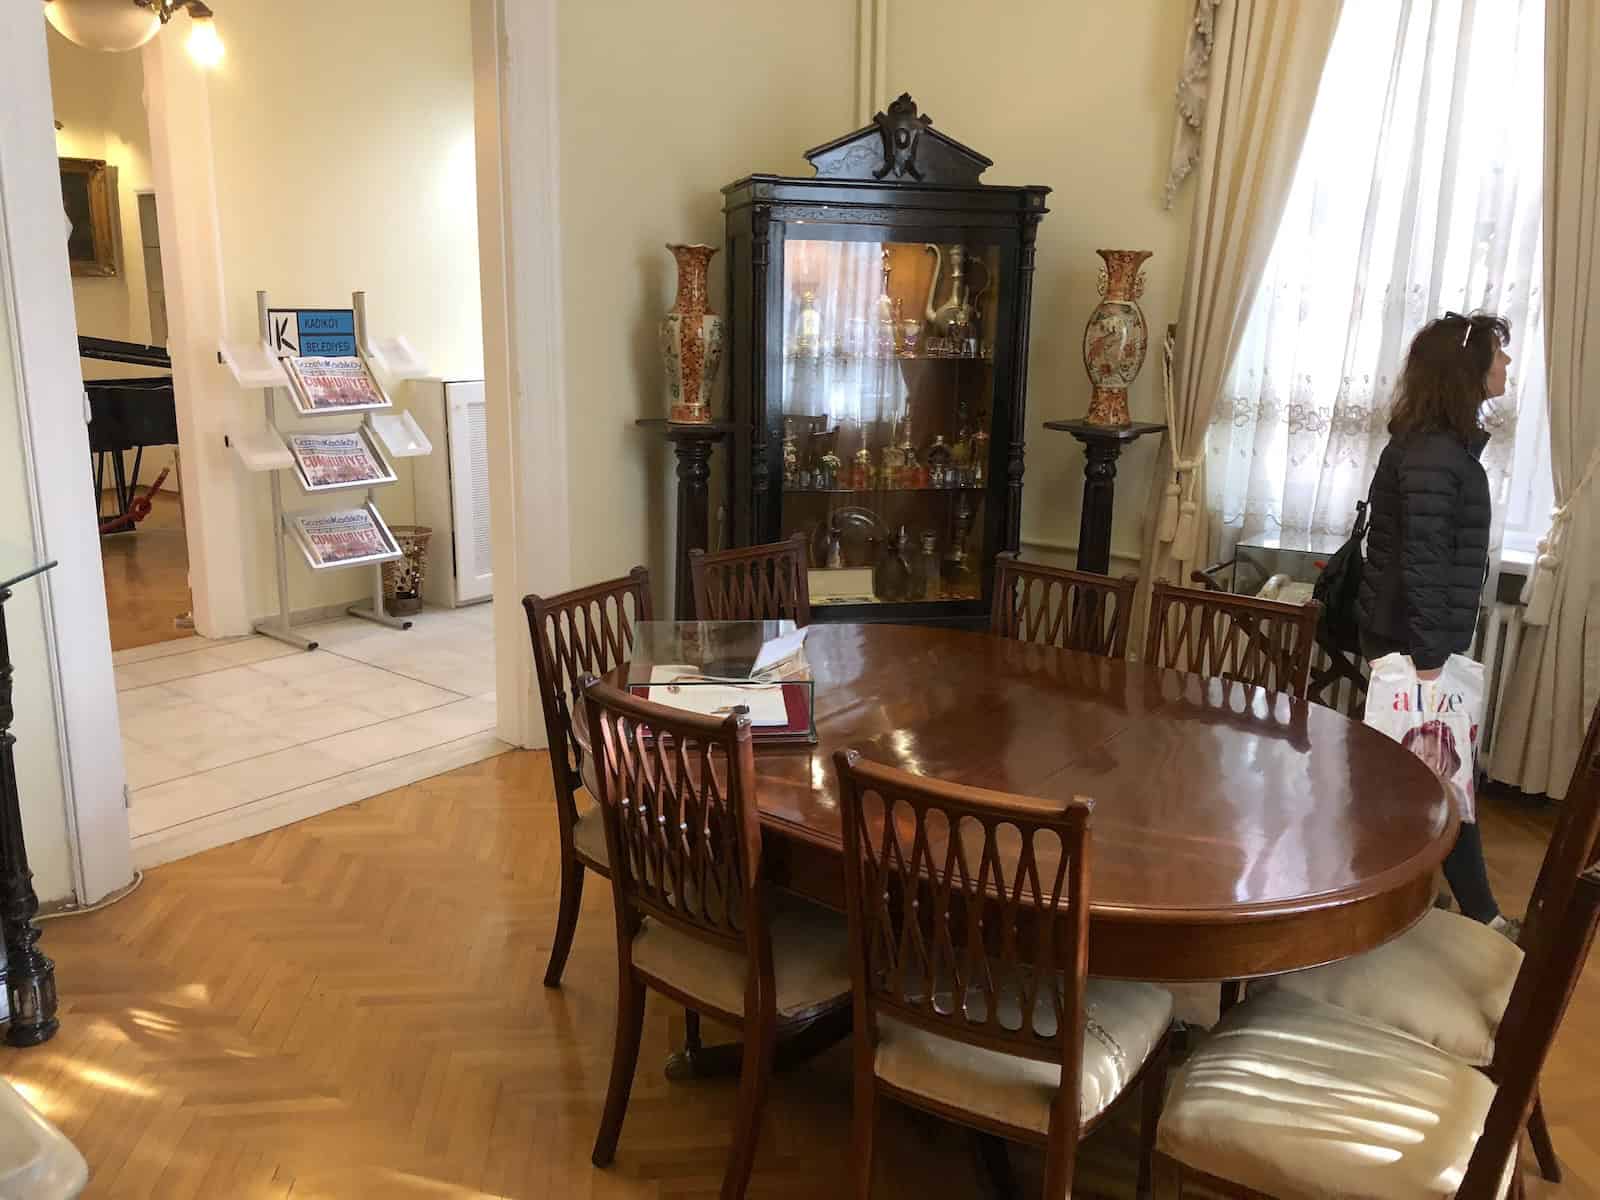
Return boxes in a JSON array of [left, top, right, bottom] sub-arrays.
[[200, 0, 484, 620], [887, 0, 1194, 570]]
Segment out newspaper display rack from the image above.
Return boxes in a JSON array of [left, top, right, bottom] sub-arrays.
[[222, 290, 433, 651]]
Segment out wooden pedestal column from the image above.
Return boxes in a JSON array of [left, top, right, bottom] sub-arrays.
[[637, 419, 736, 618], [1042, 419, 1166, 575]]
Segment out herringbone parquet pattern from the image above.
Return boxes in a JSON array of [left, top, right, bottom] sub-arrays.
[[4, 751, 1596, 1198]]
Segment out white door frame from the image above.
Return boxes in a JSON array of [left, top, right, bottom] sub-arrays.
[[473, 0, 572, 750], [0, 7, 134, 905]]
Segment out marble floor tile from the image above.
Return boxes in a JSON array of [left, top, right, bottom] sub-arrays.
[[129, 772, 257, 838], [121, 738, 194, 790]]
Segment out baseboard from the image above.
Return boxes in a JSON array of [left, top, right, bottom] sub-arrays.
[[1018, 532, 1143, 573], [129, 731, 511, 870]]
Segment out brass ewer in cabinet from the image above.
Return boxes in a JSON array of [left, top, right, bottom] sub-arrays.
[[923, 244, 988, 338]]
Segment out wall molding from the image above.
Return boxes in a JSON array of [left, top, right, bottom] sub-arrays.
[[855, 0, 889, 125]]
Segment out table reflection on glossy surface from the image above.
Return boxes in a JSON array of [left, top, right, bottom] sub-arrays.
[[601, 623, 1455, 982]]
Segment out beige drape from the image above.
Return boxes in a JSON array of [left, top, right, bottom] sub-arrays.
[[1490, 0, 1600, 800], [1139, 0, 1343, 621]]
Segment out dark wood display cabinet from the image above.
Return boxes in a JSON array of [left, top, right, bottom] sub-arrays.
[[722, 94, 1049, 626]]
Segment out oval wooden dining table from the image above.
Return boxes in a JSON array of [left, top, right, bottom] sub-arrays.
[[602, 621, 1457, 984]]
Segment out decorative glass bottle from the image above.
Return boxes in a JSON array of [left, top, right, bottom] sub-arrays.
[[914, 530, 941, 599], [875, 527, 913, 601]]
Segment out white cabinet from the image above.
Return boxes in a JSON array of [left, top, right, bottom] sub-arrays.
[[406, 379, 492, 606]]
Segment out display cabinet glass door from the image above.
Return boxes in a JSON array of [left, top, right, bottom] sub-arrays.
[[778, 239, 1001, 608]]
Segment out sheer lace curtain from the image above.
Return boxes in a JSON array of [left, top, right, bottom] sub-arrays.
[[781, 241, 908, 439], [1206, 0, 1551, 573]]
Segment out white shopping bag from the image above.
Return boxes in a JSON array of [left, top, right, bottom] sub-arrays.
[[1363, 652, 1487, 822]]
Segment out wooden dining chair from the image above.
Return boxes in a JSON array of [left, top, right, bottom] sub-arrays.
[[522, 566, 652, 987], [584, 679, 851, 1200], [989, 552, 1137, 659], [1264, 696, 1600, 1184], [833, 751, 1175, 1200], [1155, 857, 1600, 1199], [689, 533, 811, 625], [1143, 579, 1321, 699]]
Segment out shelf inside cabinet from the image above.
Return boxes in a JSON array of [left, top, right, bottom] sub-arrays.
[[784, 485, 986, 496]]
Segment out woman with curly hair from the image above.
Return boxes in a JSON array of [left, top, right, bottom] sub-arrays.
[[1359, 310, 1517, 938]]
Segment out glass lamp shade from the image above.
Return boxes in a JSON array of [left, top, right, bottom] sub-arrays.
[[42, 0, 163, 52]]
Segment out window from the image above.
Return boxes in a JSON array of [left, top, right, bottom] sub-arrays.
[[1207, 0, 1551, 565]]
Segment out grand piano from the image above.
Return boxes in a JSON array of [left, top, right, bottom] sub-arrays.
[[80, 335, 178, 533]]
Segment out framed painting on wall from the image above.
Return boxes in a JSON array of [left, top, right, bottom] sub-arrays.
[[58, 157, 120, 278]]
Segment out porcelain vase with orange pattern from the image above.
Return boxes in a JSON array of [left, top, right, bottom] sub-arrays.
[[661, 244, 724, 424], [1081, 249, 1152, 427]]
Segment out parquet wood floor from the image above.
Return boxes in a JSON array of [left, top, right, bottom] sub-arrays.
[[5, 751, 1596, 1198], [100, 490, 192, 653]]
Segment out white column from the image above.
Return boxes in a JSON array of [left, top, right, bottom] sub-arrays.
[[0, 7, 133, 904], [141, 28, 253, 638], [472, 0, 573, 749]]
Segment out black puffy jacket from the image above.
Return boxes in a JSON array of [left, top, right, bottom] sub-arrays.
[[1358, 430, 1490, 670]]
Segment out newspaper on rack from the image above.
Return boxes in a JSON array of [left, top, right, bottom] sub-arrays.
[[294, 508, 392, 566], [285, 355, 388, 411], [288, 431, 391, 488]]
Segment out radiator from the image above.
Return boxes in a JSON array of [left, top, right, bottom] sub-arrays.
[[1475, 601, 1525, 765]]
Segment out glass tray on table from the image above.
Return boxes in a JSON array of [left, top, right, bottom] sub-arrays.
[[624, 620, 817, 745]]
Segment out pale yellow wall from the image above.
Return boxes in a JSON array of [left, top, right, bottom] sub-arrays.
[[0, 261, 74, 904], [557, 0, 860, 593], [202, 0, 483, 618], [887, 0, 1194, 569], [557, 0, 1191, 594]]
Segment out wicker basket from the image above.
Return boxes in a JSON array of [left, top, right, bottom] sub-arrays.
[[383, 525, 432, 616]]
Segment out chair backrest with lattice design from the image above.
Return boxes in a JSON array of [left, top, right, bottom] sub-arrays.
[[582, 679, 765, 965], [523, 568, 652, 826], [834, 751, 1092, 1140], [1497, 699, 1600, 1038], [1460, 860, 1600, 1198], [1143, 580, 1320, 699], [990, 553, 1137, 659], [689, 534, 811, 626]]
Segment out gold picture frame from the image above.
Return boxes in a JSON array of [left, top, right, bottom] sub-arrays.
[[59, 157, 121, 278]]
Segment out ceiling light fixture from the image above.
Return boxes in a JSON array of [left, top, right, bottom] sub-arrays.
[[42, 0, 224, 67]]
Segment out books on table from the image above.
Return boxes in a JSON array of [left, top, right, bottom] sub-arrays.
[[283, 355, 392, 415], [288, 504, 400, 569]]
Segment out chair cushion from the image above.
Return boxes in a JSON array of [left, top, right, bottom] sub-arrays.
[[1157, 989, 1510, 1200], [630, 891, 850, 1018], [570, 797, 608, 868], [1267, 908, 1522, 1066], [873, 980, 1173, 1134]]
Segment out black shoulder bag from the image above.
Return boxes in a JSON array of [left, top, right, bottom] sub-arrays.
[[1313, 495, 1370, 655]]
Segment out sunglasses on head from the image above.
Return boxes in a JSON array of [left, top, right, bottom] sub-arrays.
[[1444, 310, 1475, 348]]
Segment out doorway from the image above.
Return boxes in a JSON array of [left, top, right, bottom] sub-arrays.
[[47, 30, 192, 652]]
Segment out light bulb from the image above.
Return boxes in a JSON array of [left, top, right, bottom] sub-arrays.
[[185, 12, 224, 68]]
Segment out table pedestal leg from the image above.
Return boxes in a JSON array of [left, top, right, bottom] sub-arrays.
[[0, 591, 57, 1047], [664, 1003, 850, 1081]]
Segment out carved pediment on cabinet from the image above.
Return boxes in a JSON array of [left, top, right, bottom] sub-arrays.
[[803, 93, 992, 186]]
